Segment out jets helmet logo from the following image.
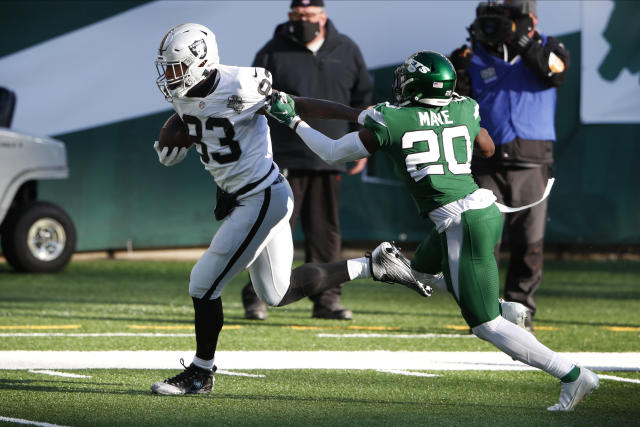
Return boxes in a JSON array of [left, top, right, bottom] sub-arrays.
[[406, 58, 430, 74], [189, 39, 207, 60]]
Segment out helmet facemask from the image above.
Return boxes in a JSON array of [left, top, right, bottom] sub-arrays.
[[392, 66, 404, 105], [155, 60, 192, 101]]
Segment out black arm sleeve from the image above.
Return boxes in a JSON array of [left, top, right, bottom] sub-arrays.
[[521, 35, 570, 87]]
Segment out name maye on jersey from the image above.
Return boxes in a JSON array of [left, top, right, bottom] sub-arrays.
[[169, 65, 278, 195]]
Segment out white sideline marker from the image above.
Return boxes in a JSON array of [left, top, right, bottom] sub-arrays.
[[377, 369, 441, 378], [2, 351, 639, 372], [318, 333, 475, 339], [0, 416, 69, 427], [217, 369, 265, 378], [28, 370, 92, 379], [599, 374, 640, 384]]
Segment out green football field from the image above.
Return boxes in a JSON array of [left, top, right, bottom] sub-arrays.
[[0, 257, 639, 426]]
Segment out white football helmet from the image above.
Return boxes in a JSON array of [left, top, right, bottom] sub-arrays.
[[155, 23, 220, 101]]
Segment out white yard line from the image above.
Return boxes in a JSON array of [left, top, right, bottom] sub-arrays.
[[377, 369, 441, 377], [216, 369, 266, 378], [28, 370, 92, 379], [1, 351, 638, 372], [317, 333, 475, 339], [0, 416, 69, 427], [598, 374, 640, 384]]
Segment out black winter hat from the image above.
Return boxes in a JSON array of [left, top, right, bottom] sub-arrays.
[[290, 0, 324, 8]]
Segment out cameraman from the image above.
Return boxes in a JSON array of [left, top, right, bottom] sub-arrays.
[[450, 0, 569, 332]]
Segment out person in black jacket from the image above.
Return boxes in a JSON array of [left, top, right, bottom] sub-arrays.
[[241, 0, 373, 320], [450, 0, 570, 332]]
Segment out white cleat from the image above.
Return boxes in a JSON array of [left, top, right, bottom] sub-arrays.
[[367, 242, 432, 297], [499, 299, 529, 329], [547, 367, 599, 411]]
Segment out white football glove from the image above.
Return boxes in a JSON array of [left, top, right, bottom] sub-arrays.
[[153, 140, 189, 166]]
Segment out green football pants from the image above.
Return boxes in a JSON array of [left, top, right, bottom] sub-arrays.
[[411, 204, 503, 327]]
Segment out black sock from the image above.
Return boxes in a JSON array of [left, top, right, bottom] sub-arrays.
[[192, 296, 223, 361], [277, 261, 350, 306]]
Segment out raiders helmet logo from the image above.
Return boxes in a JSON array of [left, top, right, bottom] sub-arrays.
[[189, 39, 207, 60]]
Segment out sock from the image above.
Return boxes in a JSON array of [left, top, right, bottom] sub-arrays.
[[472, 316, 575, 379], [192, 296, 223, 361], [192, 355, 214, 371], [561, 366, 581, 383], [346, 257, 371, 280]]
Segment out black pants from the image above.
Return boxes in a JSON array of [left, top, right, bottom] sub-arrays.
[[473, 165, 551, 317], [242, 170, 344, 310]]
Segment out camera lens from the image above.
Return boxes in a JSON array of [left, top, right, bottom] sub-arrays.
[[482, 18, 498, 36]]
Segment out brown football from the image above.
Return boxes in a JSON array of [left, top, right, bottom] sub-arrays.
[[158, 113, 193, 150]]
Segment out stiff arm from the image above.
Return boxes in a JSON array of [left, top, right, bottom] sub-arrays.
[[274, 95, 494, 163], [291, 96, 379, 158]]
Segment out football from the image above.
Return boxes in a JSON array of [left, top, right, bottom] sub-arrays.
[[158, 113, 193, 150]]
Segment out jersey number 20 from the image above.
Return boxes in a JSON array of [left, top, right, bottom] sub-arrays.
[[402, 125, 472, 182]]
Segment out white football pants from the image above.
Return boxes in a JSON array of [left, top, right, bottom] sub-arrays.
[[189, 178, 295, 305]]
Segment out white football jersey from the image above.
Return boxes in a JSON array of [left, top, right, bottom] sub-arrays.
[[171, 64, 278, 195]]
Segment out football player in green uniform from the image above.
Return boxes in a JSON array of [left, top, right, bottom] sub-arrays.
[[266, 50, 599, 412]]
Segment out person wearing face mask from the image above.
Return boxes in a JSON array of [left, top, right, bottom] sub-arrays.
[[241, 0, 373, 321]]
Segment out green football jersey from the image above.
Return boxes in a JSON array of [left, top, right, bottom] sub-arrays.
[[363, 94, 481, 215]]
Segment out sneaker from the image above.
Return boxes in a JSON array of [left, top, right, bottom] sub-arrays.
[[499, 299, 529, 329], [547, 367, 599, 411], [367, 242, 432, 297], [524, 316, 535, 333], [244, 307, 267, 320], [151, 358, 215, 395], [312, 306, 353, 320]]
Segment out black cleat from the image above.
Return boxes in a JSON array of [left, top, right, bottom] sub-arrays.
[[312, 306, 353, 320], [151, 358, 215, 395]]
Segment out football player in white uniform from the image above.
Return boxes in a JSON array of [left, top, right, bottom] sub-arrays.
[[150, 23, 435, 395]]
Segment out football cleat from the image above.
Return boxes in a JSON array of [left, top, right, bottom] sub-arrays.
[[367, 242, 432, 297], [151, 358, 215, 395], [547, 367, 599, 411], [499, 299, 529, 329]]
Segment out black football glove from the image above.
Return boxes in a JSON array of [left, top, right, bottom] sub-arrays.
[[450, 44, 473, 71]]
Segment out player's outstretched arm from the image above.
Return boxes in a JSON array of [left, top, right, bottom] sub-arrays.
[[474, 127, 495, 158], [292, 96, 362, 123], [267, 92, 378, 164]]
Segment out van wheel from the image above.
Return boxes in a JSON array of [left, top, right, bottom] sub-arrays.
[[1, 201, 76, 273]]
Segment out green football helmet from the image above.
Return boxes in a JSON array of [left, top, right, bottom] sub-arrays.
[[392, 50, 457, 107]]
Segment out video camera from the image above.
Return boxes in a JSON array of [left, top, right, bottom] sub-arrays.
[[468, 1, 534, 47]]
